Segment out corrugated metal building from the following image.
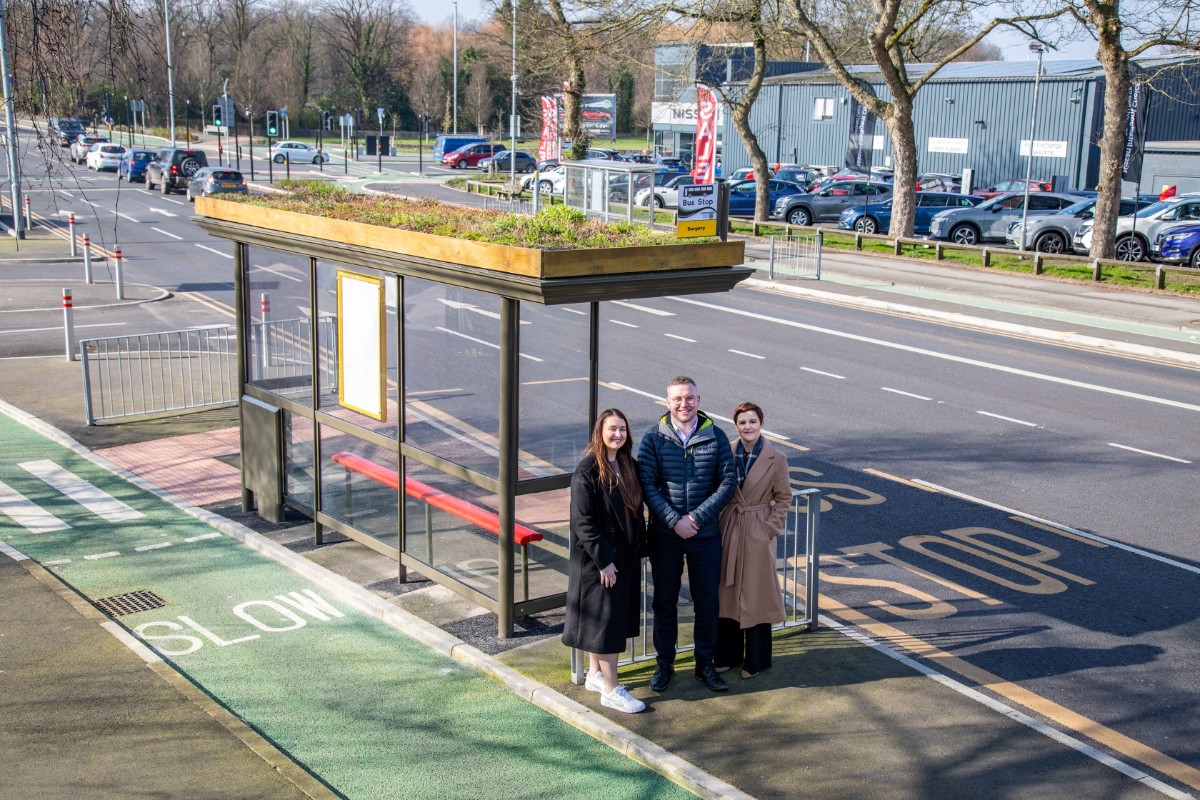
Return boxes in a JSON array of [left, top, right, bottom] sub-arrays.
[[713, 57, 1200, 193]]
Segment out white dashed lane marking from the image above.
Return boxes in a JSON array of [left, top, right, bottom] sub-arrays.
[[976, 410, 1039, 428], [1108, 443, 1192, 464]]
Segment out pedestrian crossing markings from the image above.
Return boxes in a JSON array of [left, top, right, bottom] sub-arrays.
[[0, 460, 144, 534]]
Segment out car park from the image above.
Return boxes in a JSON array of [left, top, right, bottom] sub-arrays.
[[442, 142, 506, 168], [837, 192, 983, 235], [773, 180, 892, 226], [49, 117, 87, 146], [70, 134, 108, 164], [1005, 197, 1153, 252], [145, 147, 209, 194], [974, 178, 1052, 200], [634, 174, 698, 208], [927, 192, 1077, 245], [1150, 223, 1200, 267], [729, 179, 808, 217], [478, 150, 537, 172], [269, 141, 328, 164], [85, 143, 127, 171], [1073, 194, 1200, 260], [186, 167, 248, 201], [118, 149, 157, 182]]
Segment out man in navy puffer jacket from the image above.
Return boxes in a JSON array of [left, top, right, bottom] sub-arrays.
[[638, 376, 736, 692]]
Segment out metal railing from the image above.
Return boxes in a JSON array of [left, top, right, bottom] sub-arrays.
[[248, 315, 337, 389], [571, 487, 822, 683], [768, 232, 823, 280], [483, 196, 536, 216]]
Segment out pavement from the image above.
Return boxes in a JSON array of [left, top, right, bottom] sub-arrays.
[[1, 198, 1198, 800]]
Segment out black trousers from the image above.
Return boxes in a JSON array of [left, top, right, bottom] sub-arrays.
[[650, 533, 721, 669], [715, 618, 773, 674]]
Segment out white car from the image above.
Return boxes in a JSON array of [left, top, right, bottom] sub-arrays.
[[70, 134, 108, 164], [86, 143, 127, 171], [269, 140, 328, 164], [634, 174, 697, 209], [523, 165, 566, 195], [1073, 193, 1200, 260]]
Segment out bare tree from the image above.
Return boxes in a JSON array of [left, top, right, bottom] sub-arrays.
[[463, 58, 493, 132], [321, 0, 413, 115]]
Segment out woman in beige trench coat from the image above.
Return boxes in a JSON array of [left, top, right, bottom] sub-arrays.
[[715, 402, 789, 679]]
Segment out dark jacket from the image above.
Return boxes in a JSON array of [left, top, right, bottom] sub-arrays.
[[562, 455, 645, 654], [637, 411, 736, 540]]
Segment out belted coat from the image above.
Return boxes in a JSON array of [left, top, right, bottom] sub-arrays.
[[717, 438, 789, 628]]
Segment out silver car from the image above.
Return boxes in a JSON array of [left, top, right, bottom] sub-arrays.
[[1072, 195, 1200, 260], [634, 174, 697, 208], [1005, 197, 1151, 253], [927, 192, 1078, 245]]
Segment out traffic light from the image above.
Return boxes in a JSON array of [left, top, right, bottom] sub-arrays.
[[266, 110, 278, 137], [212, 103, 223, 127]]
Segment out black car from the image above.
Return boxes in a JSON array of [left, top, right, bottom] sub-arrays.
[[145, 148, 209, 194], [479, 150, 537, 173], [49, 117, 86, 146]]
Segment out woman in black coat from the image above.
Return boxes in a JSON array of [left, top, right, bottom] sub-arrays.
[[562, 408, 647, 714]]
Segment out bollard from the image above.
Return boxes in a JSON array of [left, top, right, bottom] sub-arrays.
[[1033, 254, 1044, 275], [1092, 258, 1102, 281], [82, 234, 93, 284], [815, 229, 824, 280], [113, 247, 125, 300], [62, 288, 76, 362], [23, 195, 31, 231], [1155, 264, 1165, 290], [981, 247, 990, 267], [343, 150, 348, 174], [69, 213, 77, 256]]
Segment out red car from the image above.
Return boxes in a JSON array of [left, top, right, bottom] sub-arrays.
[[441, 142, 507, 169], [975, 178, 1052, 200]]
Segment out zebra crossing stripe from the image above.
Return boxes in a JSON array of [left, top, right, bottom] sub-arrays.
[[19, 460, 145, 522], [0, 479, 70, 533], [0, 539, 29, 561]]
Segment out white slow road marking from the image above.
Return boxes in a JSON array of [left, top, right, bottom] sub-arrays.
[[116, 211, 139, 223], [665, 333, 697, 343], [0, 479, 70, 533], [562, 308, 588, 315], [0, 322, 127, 335], [882, 387, 932, 400], [196, 244, 233, 259], [610, 320, 639, 328], [976, 410, 1039, 427], [609, 382, 790, 439], [134, 542, 173, 551], [253, 263, 303, 283], [18, 460, 144, 521], [729, 349, 765, 359], [151, 226, 183, 240], [801, 367, 845, 379], [148, 208, 178, 217], [613, 300, 675, 316], [671, 296, 1200, 414], [434, 326, 543, 362], [184, 532, 222, 543], [1108, 442, 1192, 464], [84, 551, 121, 560]]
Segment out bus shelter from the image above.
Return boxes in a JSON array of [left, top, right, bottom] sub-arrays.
[[194, 200, 750, 637], [561, 159, 665, 225]]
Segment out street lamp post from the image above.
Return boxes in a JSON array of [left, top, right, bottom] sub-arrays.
[[1019, 40, 1045, 253], [452, 1, 458, 135], [510, 0, 517, 188], [164, 0, 176, 145], [185, 98, 190, 144]]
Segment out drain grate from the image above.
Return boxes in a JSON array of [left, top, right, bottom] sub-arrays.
[[94, 590, 168, 617]]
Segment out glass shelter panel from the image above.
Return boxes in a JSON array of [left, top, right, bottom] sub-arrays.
[[514, 488, 571, 603], [403, 278, 502, 479], [518, 301, 590, 477], [284, 410, 315, 509], [245, 246, 315, 406], [319, 425, 400, 547], [314, 260, 400, 438]]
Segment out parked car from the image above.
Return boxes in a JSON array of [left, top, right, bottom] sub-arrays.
[[49, 117, 87, 147], [729, 179, 808, 217], [727, 166, 772, 182], [118, 149, 157, 182], [523, 164, 566, 195], [609, 170, 675, 204], [634, 174, 698, 208], [773, 166, 823, 189], [442, 141, 506, 168], [85, 143, 127, 171], [1005, 196, 1154, 252], [478, 150, 537, 173], [432, 135, 487, 160], [773, 180, 892, 226], [587, 148, 626, 161], [975, 178, 1052, 200], [837, 192, 983, 235], [186, 167, 248, 201], [1150, 223, 1200, 268], [1072, 194, 1200, 259], [145, 147, 209, 194], [927, 192, 1078, 245], [655, 156, 688, 173], [70, 134, 108, 164], [916, 173, 962, 193], [269, 140, 328, 164]]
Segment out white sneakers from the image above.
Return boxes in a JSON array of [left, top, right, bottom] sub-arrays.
[[601, 684, 646, 714], [584, 670, 605, 692]]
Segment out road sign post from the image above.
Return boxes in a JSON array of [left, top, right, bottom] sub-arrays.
[[377, 107, 384, 174], [677, 183, 718, 238]]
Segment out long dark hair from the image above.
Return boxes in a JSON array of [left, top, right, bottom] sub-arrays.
[[585, 408, 642, 513]]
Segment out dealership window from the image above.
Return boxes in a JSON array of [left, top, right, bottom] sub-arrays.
[[813, 98, 835, 121]]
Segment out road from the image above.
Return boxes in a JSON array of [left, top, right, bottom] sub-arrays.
[[6, 137, 1200, 797]]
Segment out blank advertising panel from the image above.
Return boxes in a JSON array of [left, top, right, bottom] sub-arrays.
[[336, 270, 386, 421]]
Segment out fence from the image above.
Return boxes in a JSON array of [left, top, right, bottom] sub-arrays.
[[768, 232, 823, 280], [571, 487, 822, 683], [483, 196, 536, 216], [247, 315, 338, 391]]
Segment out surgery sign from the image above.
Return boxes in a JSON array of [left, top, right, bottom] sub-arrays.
[[677, 183, 717, 238]]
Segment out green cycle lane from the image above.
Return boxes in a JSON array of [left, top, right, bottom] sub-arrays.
[[0, 409, 690, 800]]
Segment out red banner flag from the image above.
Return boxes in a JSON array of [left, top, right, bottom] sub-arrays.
[[692, 85, 718, 184], [538, 96, 559, 163], [1160, 185, 1177, 201]]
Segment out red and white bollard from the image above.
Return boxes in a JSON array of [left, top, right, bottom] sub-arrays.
[[62, 288, 76, 362], [82, 234, 93, 284], [260, 292, 271, 321], [69, 213, 77, 256], [23, 195, 31, 231], [113, 247, 124, 300]]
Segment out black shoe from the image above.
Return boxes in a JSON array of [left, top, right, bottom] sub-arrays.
[[649, 665, 674, 692], [695, 664, 730, 692]]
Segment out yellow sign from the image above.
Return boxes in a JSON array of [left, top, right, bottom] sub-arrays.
[[677, 219, 717, 237]]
